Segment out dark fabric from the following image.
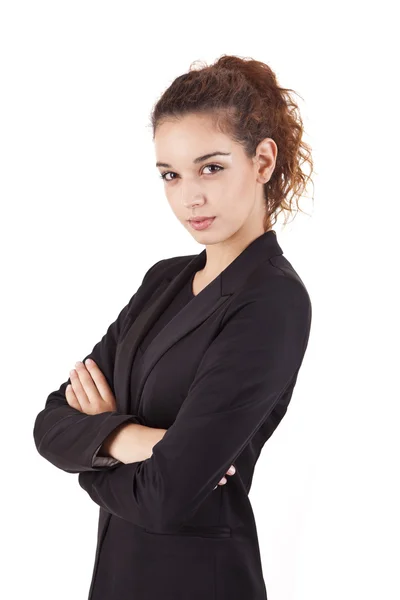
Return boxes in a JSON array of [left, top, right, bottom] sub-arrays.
[[91, 272, 196, 599], [139, 269, 195, 354], [33, 258, 168, 472], [33, 230, 312, 600]]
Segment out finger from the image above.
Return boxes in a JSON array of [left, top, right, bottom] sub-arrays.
[[73, 361, 104, 406], [65, 383, 83, 412], [213, 482, 226, 489], [69, 367, 92, 411], [83, 359, 114, 403], [214, 477, 227, 490], [213, 467, 235, 490]]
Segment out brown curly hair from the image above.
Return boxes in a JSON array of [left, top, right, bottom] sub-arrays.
[[149, 54, 314, 232]]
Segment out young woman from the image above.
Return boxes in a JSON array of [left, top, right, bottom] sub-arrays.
[[34, 54, 313, 600]]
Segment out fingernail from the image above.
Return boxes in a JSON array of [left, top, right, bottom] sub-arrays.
[[228, 466, 235, 474]]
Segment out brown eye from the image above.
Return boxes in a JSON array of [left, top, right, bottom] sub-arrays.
[[202, 164, 223, 175], [159, 172, 176, 182]]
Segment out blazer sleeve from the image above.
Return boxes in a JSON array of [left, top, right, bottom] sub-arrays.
[[33, 259, 164, 474], [78, 275, 312, 531]]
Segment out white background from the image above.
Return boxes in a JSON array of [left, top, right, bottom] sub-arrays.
[[1, 1, 399, 599]]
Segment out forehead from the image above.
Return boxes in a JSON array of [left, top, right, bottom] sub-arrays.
[[154, 114, 234, 167]]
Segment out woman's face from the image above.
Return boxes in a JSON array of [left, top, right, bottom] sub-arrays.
[[154, 113, 276, 245]]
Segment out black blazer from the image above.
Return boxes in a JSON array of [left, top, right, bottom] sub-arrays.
[[33, 229, 312, 600]]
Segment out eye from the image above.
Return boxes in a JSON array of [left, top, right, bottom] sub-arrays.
[[202, 164, 223, 175], [159, 171, 176, 182], [159, 164, 224, 182]]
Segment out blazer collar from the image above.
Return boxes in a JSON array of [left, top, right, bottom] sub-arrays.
[[115, 229, 283, 416]]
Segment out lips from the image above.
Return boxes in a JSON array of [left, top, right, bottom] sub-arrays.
[[188, 217, 215, 222], [188, 216, 216, 231]]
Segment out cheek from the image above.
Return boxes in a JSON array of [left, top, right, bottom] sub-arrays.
[[231, 176, 257, 212], [215, 185, 249, 216]]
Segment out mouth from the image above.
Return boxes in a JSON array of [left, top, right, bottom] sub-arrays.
[[188, 216, 216, 231], [188, 217, 215, 222]]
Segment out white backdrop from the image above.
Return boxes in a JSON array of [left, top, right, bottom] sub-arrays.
[[1, 1, 399, 599]]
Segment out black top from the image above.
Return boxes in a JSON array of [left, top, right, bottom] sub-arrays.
[[91, 270, 196, 600], [139, 270, 195, 355]]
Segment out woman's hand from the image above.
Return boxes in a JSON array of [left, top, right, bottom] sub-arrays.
[[65, 358, 117, 415], [214, 464, 236, 489]]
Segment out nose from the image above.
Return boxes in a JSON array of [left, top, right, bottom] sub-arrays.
[[180, 187, 206, 209]]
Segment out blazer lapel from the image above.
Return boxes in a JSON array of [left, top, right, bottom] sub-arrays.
[[114, 250, 206, 415], [115, 230, 283, 416]]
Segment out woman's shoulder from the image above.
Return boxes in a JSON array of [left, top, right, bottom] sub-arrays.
[[266, 253, 309, 292], [223, 254, 312, 326]]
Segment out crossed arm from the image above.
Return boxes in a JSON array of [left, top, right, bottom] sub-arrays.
[[66, 359, 234, 487], [77, 277, 311, 532], [34, 275, 311, 532], [65, 357, 167, 464]]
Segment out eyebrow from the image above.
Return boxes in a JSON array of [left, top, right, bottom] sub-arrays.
[[156, 151, 231, 169]]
